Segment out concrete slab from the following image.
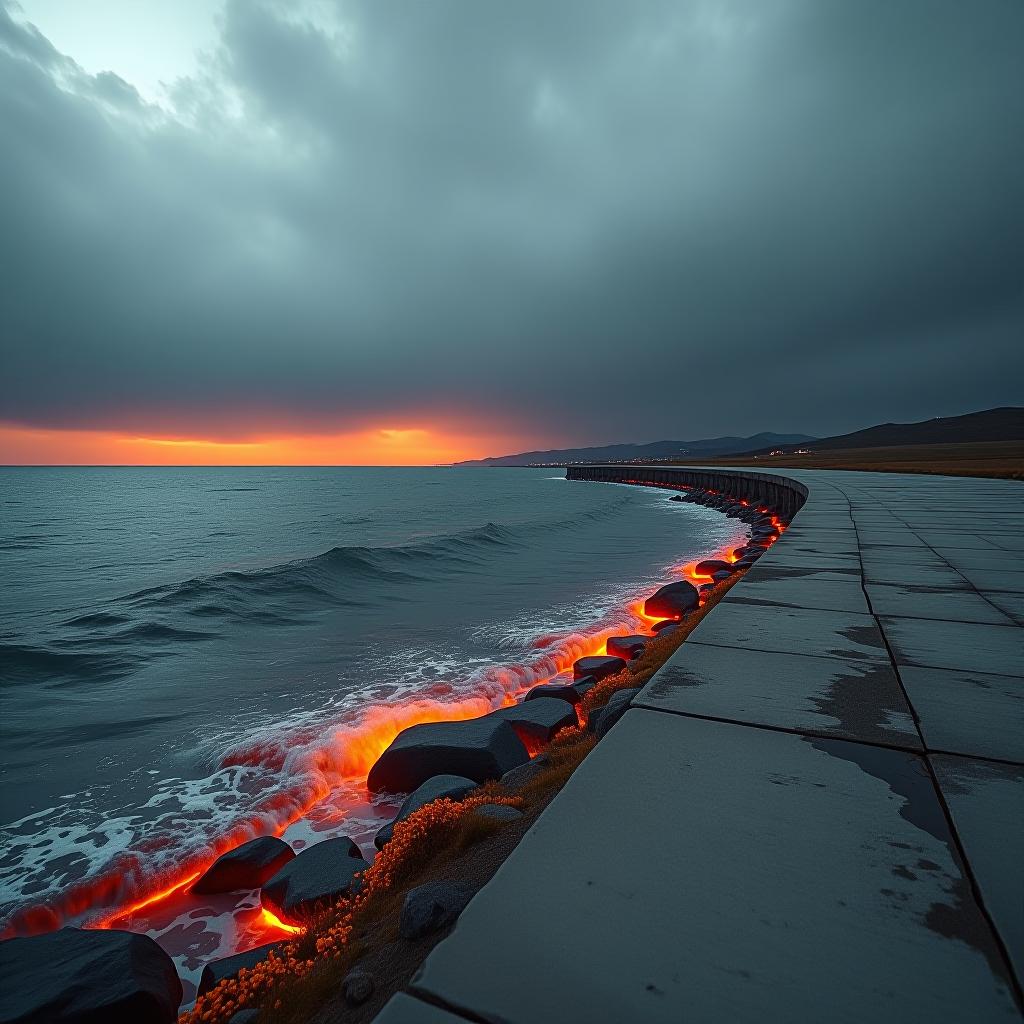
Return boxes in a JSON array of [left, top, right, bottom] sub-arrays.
[[725, 574, 869, 613], [743, 563, 860, 584], [986, 592, 1024, 626], [958, 568, 1024, 594], [764, 550, 863, 571], [860, 546, 955, 566], [862, 563, 971, 589], [638, 643, 919, 748], [934, 549, 1023, 572], [687, 603, 890, 663], [413, 711, 1019, 1023], [930, 755, 1024, 982], [865, 583, 1015, 625], [901, 665, 1024, 762], [880, 617, 1024, 678]]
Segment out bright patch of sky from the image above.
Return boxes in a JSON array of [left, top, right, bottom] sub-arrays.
[[15, 0, 223, 104]]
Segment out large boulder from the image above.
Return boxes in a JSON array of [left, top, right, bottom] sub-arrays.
[[192, 836, 295, 895], [197, 942, 287, 997], [593, 688, 642, 739], [0, 927, 182, 1024], [694, 559, 734, 577], [605, 635, 649, 660], [375, 775, 477, 850], [525, 681, 582, 706], [572, 655, 627, 682], [488, 697, 578, 746], [367, 718, 529, 793], [643, 580, 699, 620], [399, 882, 474, 940], [260, 837, 367, 922]]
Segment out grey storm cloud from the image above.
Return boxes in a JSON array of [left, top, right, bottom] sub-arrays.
[[1, 0, 1022, 443]]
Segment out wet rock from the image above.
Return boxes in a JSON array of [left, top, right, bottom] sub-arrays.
[[695, 559, 734, 577], [488, 696, 578, 746], [651, 622, 679, 638], [572, 674, 599, 697], [525, 681, 583, 705], [0, 927, 182, 1024], [342, 968, 375, 1006], [367, 718, 529, 793], [375, 774, 477, 850], [473, 803, 524, 823], [399, 882, 474, 940], [644, 580, 699, 619], [591, 688, 642, 739], [193, 836, 295, 895], [606, 634, 649, 660], [260, 837, 368, 922], [500, 756, 549, 789], [572, 655, 627, 681], [198, 942, 286, 997]]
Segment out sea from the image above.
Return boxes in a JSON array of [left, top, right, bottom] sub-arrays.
[[0, 466, 745, 998]]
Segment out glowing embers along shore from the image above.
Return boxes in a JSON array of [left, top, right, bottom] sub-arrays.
[[0, 490, 765, 998]]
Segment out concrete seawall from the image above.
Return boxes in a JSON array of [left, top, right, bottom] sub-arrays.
[[379, 466, 1023, 1023]]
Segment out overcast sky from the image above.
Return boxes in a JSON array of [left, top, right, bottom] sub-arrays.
[[1, 0, 1022, 455]]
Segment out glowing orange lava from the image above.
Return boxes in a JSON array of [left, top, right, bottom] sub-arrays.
[[9, 488, 763, 938], [260, 907, 303, 935], [95, 872, 200, 929]]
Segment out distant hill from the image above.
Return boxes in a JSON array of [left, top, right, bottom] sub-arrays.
[[454, 432, 818, 467], [773, 407, 1024, 454]]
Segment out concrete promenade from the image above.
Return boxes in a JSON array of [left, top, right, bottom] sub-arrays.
[[378, 468, 1023, 1023]]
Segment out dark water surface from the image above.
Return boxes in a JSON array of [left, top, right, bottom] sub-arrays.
[[0, 466, 743, 988]]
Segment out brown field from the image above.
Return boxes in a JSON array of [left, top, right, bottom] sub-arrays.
[[663, 440, 1024, 480]]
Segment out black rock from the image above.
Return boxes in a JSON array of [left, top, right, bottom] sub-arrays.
[[228, 1012, 260, 1024], [367, 718, 529, 793], [488, 697, 578, 745], [650, 622, 679, 638], [699, 582, 717, 595], [669, 494, 685, 501], [605, 634, 649, 660], [473, 803, 524, 823], [712, 570, 732, 582], [571, 675, 599, 697], [198, 942, 286, 997], [525, 682, 582, 705], [643, 580, 699, 619], [572, 655, 627, 682], [375, 774, 478, 850], [260, 837, 367, 922], [594, 688, 642, 739], [399, 882, 474, 940], [0, 927, 182, 1024], [650, 619, 679, 634], [193, 836, 295, 895], [500, 755, 549, 789], [694, 559, 734, 577], [342, 969, 375, 1006]]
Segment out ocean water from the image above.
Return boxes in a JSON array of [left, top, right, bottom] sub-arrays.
[[0, 466, 744, 994]]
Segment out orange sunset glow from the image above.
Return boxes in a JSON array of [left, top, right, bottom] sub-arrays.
[[0, 423, 545, 466]]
